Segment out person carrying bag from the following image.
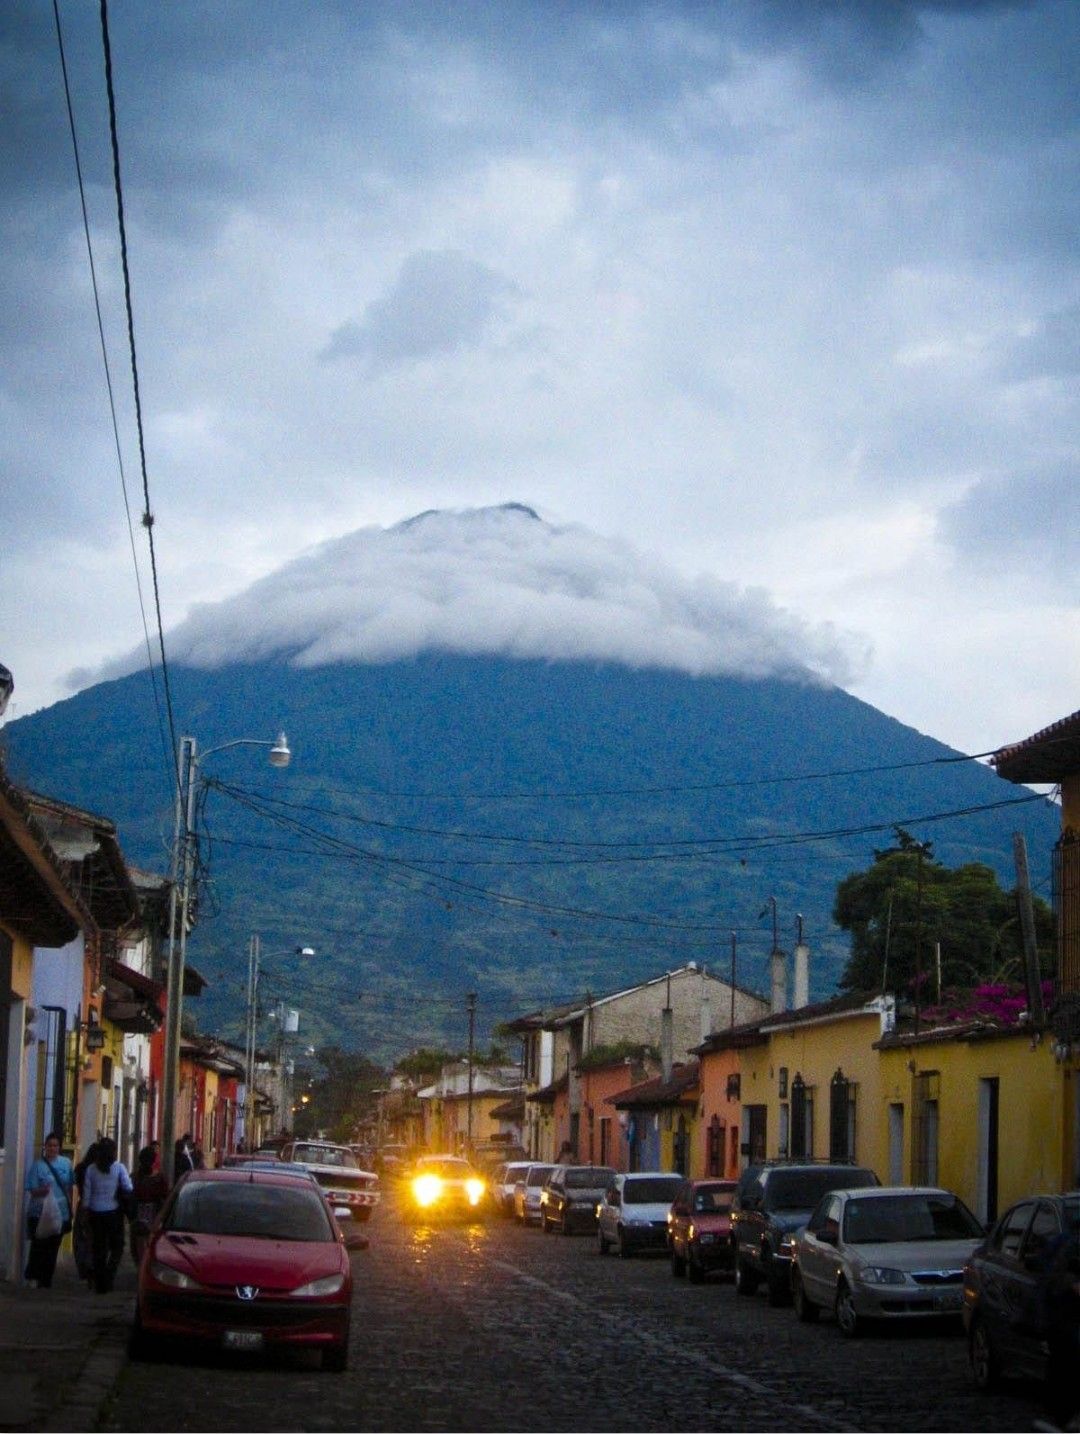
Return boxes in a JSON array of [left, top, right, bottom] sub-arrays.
[[24, 1132, 75, 1289]]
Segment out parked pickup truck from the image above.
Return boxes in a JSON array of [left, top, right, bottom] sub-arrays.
[[278, 1140, 380, 1222]]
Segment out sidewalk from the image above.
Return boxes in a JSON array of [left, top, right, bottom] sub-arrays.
[[0, 1252, 136, 1433]]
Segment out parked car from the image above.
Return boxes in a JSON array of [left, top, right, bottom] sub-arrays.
[[514, 1163, 556, 1224], [278, 1140, 380, 1224], [791, 1185, 983, 1336], [406, 1154, 489, 1221], [731, 1162, 880, 1305], [597, 1172, 685, 1257], [963, 1190, 1080, 1406], [540, 1165, 617, 1234], [668, 1178, 737, 1282], [130, 1167, 364, 1371], [492, 1161, 535, 1216]]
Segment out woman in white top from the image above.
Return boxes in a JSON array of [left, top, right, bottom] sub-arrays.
[[82, 1137, 133, 1294]]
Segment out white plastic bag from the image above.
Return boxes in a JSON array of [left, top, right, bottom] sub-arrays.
[[36, 1189, 62, 1239]]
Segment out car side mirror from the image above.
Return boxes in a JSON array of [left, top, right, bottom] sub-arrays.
[[817, 1228, 837, 1246], [344, 1231, 369, 1252]]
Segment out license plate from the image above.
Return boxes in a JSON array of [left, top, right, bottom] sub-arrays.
[[699, 1233, 716, 1244], [935, 1291, 963, 1312], [334, 1206, 352, 1219], [222, 1330, 264, 1351]]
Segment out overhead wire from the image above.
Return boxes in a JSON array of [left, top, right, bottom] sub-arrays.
[[98, 0, 181, 785], [52, 0, 172, 778]]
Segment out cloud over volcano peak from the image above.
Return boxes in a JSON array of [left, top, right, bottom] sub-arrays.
[[81, 505, 866, 690]]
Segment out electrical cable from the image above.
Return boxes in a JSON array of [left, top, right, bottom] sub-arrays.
[[98, 0, 181, 784]]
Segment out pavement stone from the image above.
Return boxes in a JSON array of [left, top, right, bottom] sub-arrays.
[[0, 1251, 135, 1433]]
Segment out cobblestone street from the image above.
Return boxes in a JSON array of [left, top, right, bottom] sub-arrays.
[[104, 1199, 1044, 1432]]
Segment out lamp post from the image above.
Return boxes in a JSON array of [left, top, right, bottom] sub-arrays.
[[244, 939, 314, 1148], [161, 731, 291, 1181]]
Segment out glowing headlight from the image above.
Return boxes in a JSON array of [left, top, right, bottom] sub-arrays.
[[150, 1259, 203, 1290], [413, 1173, 443, 1207], [465, 1178, 486, 1205], [292, 1273, 346, 1298]]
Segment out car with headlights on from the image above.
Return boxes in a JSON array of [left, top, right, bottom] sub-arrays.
[[668, 1178, 736, 1282], [513, 1163, 556, 1225], [130, 1167, 364, 1371], [406, 1155, 489, 1221], [539, 1165, 616, 1234], [597, 1172, 685, 1257], [791, 1185, 983, 1336]]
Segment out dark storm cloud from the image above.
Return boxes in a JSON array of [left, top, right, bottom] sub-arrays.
[[321, 251, 519, 369]]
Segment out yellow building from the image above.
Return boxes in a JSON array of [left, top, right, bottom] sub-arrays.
[[736, 994, 896, 1177], [875, 1020, 1071, 1223]]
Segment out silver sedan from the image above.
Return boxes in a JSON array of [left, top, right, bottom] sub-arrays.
[[791, 1186, 984, 1337]]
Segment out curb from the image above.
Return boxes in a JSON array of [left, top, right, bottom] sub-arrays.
[[40, 1307, 131, 1434]]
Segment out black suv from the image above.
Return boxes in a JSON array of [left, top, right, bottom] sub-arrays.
[[731, 1162, 879, 1305]]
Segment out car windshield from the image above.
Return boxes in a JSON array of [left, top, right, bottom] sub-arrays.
[[164, 1182, 334, 1241], [566, 1167, 616, 1189], [768, 1168, 877, 1211], [527, 1166, 556, 1186], [843, 1193, 983, 1244], [293, 1145, 358, 1169], [624, 1177, 683, 1204], [693, 1185, 734, 1213]]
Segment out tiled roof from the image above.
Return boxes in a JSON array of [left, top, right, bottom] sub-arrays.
[[610, 1061, 700, 1109], [993, 708, 1080, 784]]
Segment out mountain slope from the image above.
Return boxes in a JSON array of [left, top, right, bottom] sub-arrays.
[[2, 654, 1057, 1061]]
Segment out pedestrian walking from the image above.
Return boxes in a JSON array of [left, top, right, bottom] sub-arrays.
[[174, 1133, 196, 1177], [23, 1132, 74, 1289], [130, 1146, 169, 1266], [72, 1138, 102, 1285], [81, 1137, 133, 1294]]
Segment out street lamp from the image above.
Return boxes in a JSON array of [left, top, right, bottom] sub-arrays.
[[244, 937, 315, 1148], [161, 731, 292, 1181]]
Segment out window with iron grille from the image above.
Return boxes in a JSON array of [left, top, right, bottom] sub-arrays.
[[707, 1115, 723, 1176], [913, 1071, 940, 1186], [829, 1069, 857, 1162], [790, 1074, 813, 1159]]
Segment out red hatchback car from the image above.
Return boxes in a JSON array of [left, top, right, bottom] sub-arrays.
[[131, 1167, 362, 1371], [667, 1178, 737, 1283]]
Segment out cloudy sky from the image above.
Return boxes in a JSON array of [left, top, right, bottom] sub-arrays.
[[2, 0, 1077, 755]]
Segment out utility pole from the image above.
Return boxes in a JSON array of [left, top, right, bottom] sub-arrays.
[[729, 931, 737, 1029], [914, 844, 925, 1035], [466, 991, 477, 1153], [1013, 833, 1047, 1027]]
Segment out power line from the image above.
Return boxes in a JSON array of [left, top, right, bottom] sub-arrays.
[[52, 0, 172, 780], [98, 0, 180, 781]]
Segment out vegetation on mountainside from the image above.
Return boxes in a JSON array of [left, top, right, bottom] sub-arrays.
[[292, 1045, 385, 1141], [834, 828, 1054, 995]]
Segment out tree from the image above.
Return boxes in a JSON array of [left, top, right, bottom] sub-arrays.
[[294, 1046, 386, 1142], [834, 829, 1054, 995]]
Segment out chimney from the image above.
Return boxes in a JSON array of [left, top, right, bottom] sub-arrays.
[[793, 916, 810, 1008], [770, 948, 788, 1014]]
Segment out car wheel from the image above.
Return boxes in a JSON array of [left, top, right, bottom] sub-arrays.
[[598, 1228, 610, 1255], [734, 1255, 759, 1296], [541, 1210, 551, 1233], [671, 1248, 686, 1278], [835, 1280, 862, 1338], [323, 1342, 348, 1373], [560, 1212, 572, 1236], [618, 1227, 633, 1259], [687, 1251, 705, 1285], [792, 1270, 819, 1324], [969, 1317, 1000, 1392]]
